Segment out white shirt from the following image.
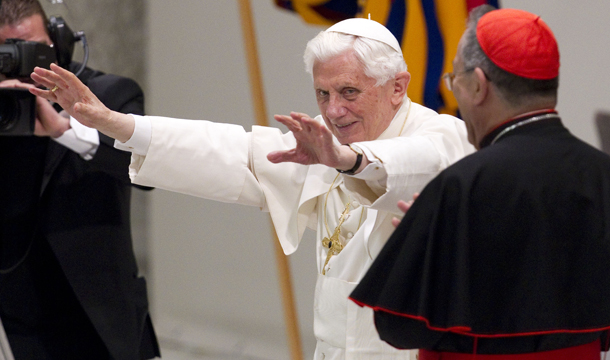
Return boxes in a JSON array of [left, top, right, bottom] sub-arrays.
[[54, 116, 99, 160]]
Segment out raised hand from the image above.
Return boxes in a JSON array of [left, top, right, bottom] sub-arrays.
[[30, 63, 134, 142], [267, 112, 361, 172], [267, 112, 341, 166]]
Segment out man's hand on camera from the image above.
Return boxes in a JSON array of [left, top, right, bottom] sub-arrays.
[[1, 79, 70, 138], [33, 96, 71, 138]]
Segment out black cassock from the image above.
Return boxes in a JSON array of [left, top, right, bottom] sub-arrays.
[[350, 114, 610, 354]]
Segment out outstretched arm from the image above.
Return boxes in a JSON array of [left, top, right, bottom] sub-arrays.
[[30, 63, 135, 143], [267, 112, 369, 172]]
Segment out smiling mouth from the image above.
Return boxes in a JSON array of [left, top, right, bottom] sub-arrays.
[[335, 122, 356, 129]]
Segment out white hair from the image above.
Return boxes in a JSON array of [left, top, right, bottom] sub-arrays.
[[303, 31, 407, 86]]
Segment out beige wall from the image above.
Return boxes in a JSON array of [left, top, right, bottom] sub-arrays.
[[40, 0, 147, 86]]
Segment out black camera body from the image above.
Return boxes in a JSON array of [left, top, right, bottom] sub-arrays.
[[0, 40, 55, 136], [0, 39, 57, 78], [0, 88, 36, 136], [0, 16, 87, 136]]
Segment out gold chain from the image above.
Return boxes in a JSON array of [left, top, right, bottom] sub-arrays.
[[321, 173, 364, 274]]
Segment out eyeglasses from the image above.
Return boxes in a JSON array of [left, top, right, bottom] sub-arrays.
[[442, 68, 474, 91]]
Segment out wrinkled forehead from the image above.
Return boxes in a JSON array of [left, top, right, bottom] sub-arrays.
[[312, 50, 367, 82]]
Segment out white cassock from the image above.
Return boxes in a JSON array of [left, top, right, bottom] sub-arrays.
[[117, 98, 475, 359], [0, 316, 14, 360]]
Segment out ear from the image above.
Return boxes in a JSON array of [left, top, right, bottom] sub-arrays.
[[472, 67, 488, 106], [391, 71, 410, 106]]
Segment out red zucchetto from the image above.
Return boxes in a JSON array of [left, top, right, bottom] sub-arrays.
[[476, 8, 560, 80]]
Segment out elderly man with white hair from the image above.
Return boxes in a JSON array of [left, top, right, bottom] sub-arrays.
[[31, 18, 474, 360]]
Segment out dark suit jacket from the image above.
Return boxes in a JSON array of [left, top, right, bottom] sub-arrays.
[[0, 64, 159, 359]]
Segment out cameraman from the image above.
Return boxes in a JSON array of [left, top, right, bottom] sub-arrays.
[[0, 0, 159, 359]]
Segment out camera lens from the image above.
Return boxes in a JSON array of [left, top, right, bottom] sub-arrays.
[[0, 95, 18, 131]]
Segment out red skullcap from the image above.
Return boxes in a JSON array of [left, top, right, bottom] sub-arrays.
[[477, 8, 560, 80]]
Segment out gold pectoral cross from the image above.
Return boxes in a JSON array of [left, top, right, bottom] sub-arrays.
[[321, 204, 350, 275]]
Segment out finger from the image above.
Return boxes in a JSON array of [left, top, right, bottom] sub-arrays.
[[289, 112, 310, 121], [11, 82, 35, 90], [300, 115, 333, 136], [298, 115, 320, 132], [294, 116, 327, 142], [29, 86, 55, 102], [31, 68, 62, 90], [50, 63, 85, 90], [290, 112, 320, 131], [3, 82, 35, 90], [30, 74, 54, 91], [396, 200, 413, 214], [289, 115, 321, 140], [32, 65, 74, 92], [274, 114, 302, 132], [392, 217, 401, 228], [396, 200, 408, 213], [301, 119, 335, 149], [267, 149, 297, 164], [0, 79, 22, 88]]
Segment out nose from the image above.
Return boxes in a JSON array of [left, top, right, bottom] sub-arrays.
[[325, 94, 347, 120]]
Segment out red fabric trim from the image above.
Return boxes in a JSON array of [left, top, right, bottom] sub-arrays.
[[419, 339, 600, 360], [348, 296, 610, 338]]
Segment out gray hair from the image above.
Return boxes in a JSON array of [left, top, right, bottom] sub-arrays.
[[462, 5, 558, 105], [303, 31, 407, 87]]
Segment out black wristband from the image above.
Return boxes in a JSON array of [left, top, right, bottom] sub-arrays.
[[336, 144, 363, 175]]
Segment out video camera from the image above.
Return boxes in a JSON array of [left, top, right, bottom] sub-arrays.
[[0, 39, 56, 136], [0, 39, 57, 78], [0, 16, 88, 136]]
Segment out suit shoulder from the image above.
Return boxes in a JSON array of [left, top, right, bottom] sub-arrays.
[[86, 73, 142, 94], [85, 73, 144, 114]]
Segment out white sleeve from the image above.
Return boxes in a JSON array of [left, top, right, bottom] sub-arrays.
[[351, 145, 387, 184], [52, 117, 100, 160], [344, 115, 474, 213], [113, 114, 151, 155]]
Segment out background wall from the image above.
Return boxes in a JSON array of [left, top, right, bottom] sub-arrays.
[[42, 1, 610, 359]]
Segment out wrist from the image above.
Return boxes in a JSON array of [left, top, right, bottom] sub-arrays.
[[336, 144, 363, 175], [50, 112, 72, 138]]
